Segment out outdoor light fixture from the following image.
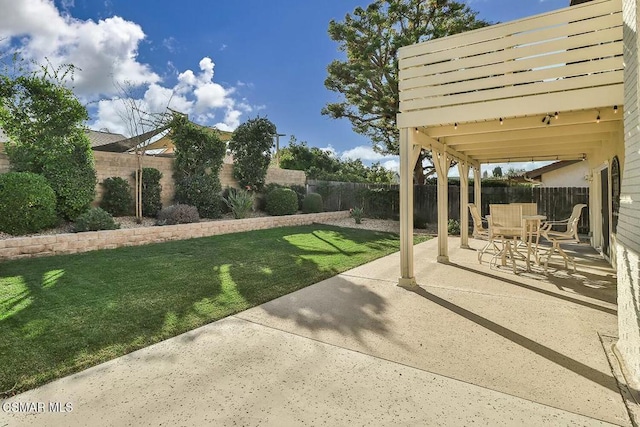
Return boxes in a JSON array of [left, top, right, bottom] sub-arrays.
[[454, 122, 458, 130], [541, 115, 548, 123], [554, 112, 559, 119], [596, 112, 601, 123], [546, 116, 551, 125], [614, 105, 618, 114], [500, 117, 503, 125]]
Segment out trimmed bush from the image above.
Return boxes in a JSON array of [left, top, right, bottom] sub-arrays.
[[0, 172, 58, 235], [265, 187, 298, 216], [174, 174, 222, 219], [74, 208, 119, 232], [302, 193, 323, 213], [41, 142, 97, 220], [290, 184, 306, 210], [140, 168, 163, 217], [157, 204, 200, 225], [100, 177, 133, 216]]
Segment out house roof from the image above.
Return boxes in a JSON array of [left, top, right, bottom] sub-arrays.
[[86, 129, 127, 151], [524, 160, 581, 180]]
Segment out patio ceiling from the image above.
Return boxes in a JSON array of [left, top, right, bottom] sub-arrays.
[[414, 107, 623, 164]]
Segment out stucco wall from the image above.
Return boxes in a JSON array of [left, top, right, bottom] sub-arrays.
[[617, 0, 640, 389], [0, 144, 306, 208], [541, 161, 589, 187]]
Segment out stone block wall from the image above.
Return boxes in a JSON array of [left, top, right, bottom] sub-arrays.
[[0, 144, 306, 208], [0, 211, 350, 261]]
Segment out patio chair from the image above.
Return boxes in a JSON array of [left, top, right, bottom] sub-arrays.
[[470, 203, 499, 262], [511, 203, 538, 216], [488, 204, 526, 273], [539, 204, 587, 272]]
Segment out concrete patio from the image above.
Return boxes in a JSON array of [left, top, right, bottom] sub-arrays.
[[1, 237, 628, 426]]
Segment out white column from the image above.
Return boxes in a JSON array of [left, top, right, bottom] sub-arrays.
[[399, 128, 416, 287], [434, 148, 449, 263], [473, 165, 482, 214], [458, 162, 470, 249]]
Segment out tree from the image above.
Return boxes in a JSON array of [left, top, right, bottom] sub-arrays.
[[112, 81, 171, 221], [492, 166, 503, 178], [506, 167, 526, 179], [229, 117, 277, 191], [171, 113, 227, 218], [279, 136, 395, 183], [0, 62, 97, 219], [323, 0, 489, 183]]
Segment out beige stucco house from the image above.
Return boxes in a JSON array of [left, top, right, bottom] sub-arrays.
[[524, 160, 591, 187], [396, 0, 640, 387]]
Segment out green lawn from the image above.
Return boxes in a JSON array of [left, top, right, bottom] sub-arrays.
[[0, 224, 428, 395]]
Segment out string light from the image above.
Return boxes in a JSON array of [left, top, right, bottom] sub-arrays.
[[614, 105, 618, 114], [554, 112, 559, 119], [454, 122, 458, 130], [499, 117, 503, 125], [596, 112, 601, 123], [582, 153, 586, 161]]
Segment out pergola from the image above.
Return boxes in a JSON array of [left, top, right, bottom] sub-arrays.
[[396, 0, 624, 286]]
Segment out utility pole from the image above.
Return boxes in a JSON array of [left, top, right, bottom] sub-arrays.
[[275, 132, 286, 167]]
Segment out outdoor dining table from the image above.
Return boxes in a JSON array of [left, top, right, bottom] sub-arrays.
[[522, 214, 547, 271], [485, 213, 547, 272]]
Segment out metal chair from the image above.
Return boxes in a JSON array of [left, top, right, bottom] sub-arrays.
[[539, 204, 587, 272], [488, 204, 526, 273], [470, 203, 499, 263]]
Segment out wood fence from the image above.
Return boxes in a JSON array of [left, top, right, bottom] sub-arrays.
[[306, 180, 590, 234]]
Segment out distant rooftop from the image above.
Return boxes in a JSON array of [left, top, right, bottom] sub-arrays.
[[86, 129, 127, 150]]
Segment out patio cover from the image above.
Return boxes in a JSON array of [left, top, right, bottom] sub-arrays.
[[396, 0, 624, 286]]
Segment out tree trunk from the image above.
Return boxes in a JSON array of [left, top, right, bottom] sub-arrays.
[[413, 151, 426, 185]]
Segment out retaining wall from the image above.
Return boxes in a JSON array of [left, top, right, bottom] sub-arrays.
[[0, 211, 351, 261]]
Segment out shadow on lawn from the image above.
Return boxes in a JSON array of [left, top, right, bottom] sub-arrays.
[[0, 224, 401, 394]]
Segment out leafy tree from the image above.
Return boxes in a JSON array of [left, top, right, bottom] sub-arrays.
[[279, 136, 395, 183], [279, 136, 340, 176], [506, 167, 526, 179], [323, 0, 489, 183], [229, 117, 276, 191], [492, 166, 503, 178], [171, 113, 226, 218], [0, 63, 97, 219]]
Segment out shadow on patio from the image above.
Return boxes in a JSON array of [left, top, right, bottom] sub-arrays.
[[238, 236, 627, 425]]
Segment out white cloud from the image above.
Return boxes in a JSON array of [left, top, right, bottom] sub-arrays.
[[318, 145, 337, 157], [341, 145, 396, 162], [0, 1, 255, 134], [0, 0, 160, 96], [383, 159, 399, 172]]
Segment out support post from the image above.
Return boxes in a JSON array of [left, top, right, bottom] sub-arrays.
[[473, 166, 482, 215], [399, 128, 417, 287], [434, 147, 449, 263], [458, 162, 470, 249]]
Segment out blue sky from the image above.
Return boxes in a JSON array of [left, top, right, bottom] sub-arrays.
[[1, 0, 569, 174]]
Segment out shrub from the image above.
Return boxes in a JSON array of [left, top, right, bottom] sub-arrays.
[[157, 204, 200, 225], [229, 117, 276, 191], [100, 177, 133, 216], [265, 187, 298, 216], [302, 193, 323, 213], [0, 172, 58, 235], [350, 207, 364, 224], [41, 141, 97, 220], [290, 184, 306, 210], [74, 207, 119, 232], [448, 219, 461, 235], [224, 188, 254, 219], [174, 174, 222, 219], [139, 168, 162, 217]]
